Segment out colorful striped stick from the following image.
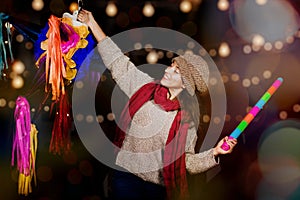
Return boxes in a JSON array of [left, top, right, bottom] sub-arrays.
[[221, 77, 283, 150]]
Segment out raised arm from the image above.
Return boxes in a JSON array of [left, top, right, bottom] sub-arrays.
[[77, 9, 153, 97], [77, 9, 106, 43]]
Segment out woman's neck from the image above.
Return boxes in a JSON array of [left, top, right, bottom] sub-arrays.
[[168, 88, 183, 100]]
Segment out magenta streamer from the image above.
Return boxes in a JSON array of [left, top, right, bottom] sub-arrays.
[[11, 96, 31, 175]]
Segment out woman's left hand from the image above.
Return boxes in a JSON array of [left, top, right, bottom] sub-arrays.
[[213, 136, 237, 156]]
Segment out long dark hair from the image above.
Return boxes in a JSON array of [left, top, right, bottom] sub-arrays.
[[178, 89, 211, 149]]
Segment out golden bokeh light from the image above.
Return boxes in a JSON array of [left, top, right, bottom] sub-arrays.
[[11, 76, 24, 89], [69, 2, 78, 13], [32, 0, 44, 11], [143, 2, 155, 17], [106, 1, 118, 17], [218, 42, 231, 58], [180, 0, 192, 13], [217, 0, 229, 11]]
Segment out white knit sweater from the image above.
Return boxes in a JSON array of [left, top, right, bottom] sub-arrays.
[[97, 37, 219, 185]]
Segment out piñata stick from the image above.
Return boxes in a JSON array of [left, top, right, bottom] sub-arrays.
[[221, 77, 283, 150]]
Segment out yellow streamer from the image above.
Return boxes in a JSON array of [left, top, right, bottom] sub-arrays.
[[17, 124, 38, 196]]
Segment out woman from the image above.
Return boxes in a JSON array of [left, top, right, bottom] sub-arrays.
[[78, 9, 237, 200]]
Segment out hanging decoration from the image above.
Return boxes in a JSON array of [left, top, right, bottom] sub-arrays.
[[34, 13, 94, 100], [11, 96, 38, 196], [33, 10, 96, 155], [49, 91, 72, 155], [0, 12, 14, 78]]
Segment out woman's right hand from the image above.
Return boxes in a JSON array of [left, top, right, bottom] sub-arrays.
[[77, 9, 94, 27]]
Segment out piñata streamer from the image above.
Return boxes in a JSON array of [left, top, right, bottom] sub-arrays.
[[12, 96, 38, 196], [0, 13, 14, 77], [49, 92, 72, 155], [221, 77, 283, 150]]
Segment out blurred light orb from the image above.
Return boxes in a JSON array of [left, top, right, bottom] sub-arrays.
[[116, 12, 129, 28], [231, 73, 240, 82], [8, 101, 15, 109], [229, 0, 299, 43], [0, 98, 6, 107], [76, 114, 84, 122], [32, 0, 44, 11], [217, 0, 229, 11], [16, 34, 24, 43], [213, 117, 221, 124], [69, 2, 78, 13], [68, 168, 82, 184], [252, 34, 265, 47], [11, 76, 24, 89], [75, 80, 84, 89], [209, 49, 217, 57], [37, 166, 53, 182], [251, 76, 260, 85], [222, 75, 229, 83], [243, 45, 252, 54], [218, 42, 231, 58], [242, 78, 251, 87], [134, 42, 142, 50], [263, 70, 272, 79], [209, 77, 217, 86], [12, 60, 25, 74], [279, 111, 288, 120], [97, 115, 104, 123], [86, 115, 94, 123], [263, 42, 272, 51], [143, 2, 155, 17], [256, 0, 268, 5], [274, 41, 284, 50], [146, 51, 159, 64], [203, 114, 210, 123], [187, 41, 195, 49], [286, 36, 294, 44], [166, 51, 174, 58], [258, 120, 300, 197], [293, 104, 300, 113], [106, 2, 118, 17], [44, 105, 50, 112], [180, 0, 192, 13], [107, 113, 115, 121]]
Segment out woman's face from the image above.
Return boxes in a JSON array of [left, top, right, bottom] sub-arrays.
[[160, 61, 184, 90]]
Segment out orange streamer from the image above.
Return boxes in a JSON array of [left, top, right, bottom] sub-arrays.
[[45, 15, 66, 101]]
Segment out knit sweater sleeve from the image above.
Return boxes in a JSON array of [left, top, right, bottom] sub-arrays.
[[97, 37, 153, 97], [185, 129, 219, 174]]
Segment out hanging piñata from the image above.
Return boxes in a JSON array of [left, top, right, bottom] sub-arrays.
[[34, 10, 96, 155], [11, 96, 38, 196]]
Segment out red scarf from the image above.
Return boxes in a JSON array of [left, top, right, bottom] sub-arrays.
[[114, 81, 190, 200]]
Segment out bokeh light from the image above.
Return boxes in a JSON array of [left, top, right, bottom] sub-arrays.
[[69, 2, 78, 13], [258, 120, 300, 198], [229, 0, 299, 43], [218, 42, 231, 58], [143, 2, 155, 17], [106, 1, 118, 17], [0, 98, 7, 107], [217, 0, 229, 11], [67, 168, 82, 184], [146, 51, 159, 64], [32, 0, 44, 11], [11, 76, 24, 89], [12, 60, 25, 74], [37, 166, 53, 182], [180, 0, 192, 13]]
